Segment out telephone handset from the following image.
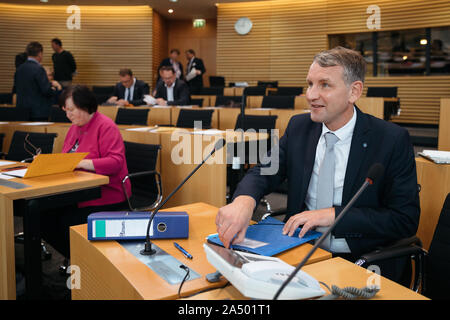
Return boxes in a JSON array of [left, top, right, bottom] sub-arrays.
[[203, 242, 325, 300]]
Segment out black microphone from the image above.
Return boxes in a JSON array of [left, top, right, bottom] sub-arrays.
[[140, 138, 226, 255], [273, 163, 385, 299]]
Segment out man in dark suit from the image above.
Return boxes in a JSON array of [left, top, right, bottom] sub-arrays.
[[107, 68, 149, 106], [154, 66, 190, 106], [216, 47, 420, 283], [185, 49, 206, 95], [158, 49, 184, 80], [14, 41, 60, 121]]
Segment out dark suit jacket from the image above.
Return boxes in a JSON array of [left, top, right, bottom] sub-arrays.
[[14, 59, 55, 119], [154, 79, 190, 106], [186, 57, 206, 93], [112, 79, 149, 106], [158, 58, 184, 79], [234, 107, 420, 257]]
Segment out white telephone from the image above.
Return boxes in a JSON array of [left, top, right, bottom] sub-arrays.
[[203, 243, 325, 300]]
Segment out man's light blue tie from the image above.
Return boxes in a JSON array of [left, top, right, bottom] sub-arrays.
[[315, 132, 339, 251]]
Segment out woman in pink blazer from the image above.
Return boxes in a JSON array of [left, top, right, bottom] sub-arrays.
[[41, 85, 131, 259]]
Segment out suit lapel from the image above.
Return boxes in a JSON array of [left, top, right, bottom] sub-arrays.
[[342, 107, 372, 204]]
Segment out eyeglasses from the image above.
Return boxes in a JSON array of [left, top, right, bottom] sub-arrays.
[[24, 134, 42, 158]]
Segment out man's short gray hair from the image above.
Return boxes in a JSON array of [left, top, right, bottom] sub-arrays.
[[313, 46, 366, 85]]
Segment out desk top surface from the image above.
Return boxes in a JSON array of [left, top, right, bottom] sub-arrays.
[[0, 162, 109, 199], [183, 257, 428, 300], [71, 202, 331, 300]]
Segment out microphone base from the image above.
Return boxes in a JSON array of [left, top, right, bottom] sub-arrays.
[[140, 248, 157, 256]]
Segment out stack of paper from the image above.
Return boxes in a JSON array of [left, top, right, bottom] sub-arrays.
[[143, 95, 157, 105], [418, 150, 450, 164]]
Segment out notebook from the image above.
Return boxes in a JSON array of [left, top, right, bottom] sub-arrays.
[[207, 216, 322, 256], [418, 150, 450, 164], [2, 152, 88, 178]]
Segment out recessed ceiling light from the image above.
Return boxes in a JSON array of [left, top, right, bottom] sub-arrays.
[[169, 0, 178, 2], [168, 9, 174, 13]]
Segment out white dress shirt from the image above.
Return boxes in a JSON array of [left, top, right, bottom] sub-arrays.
[[124, 77, 136, 102], [165, 80, 176, 102], [305, 107, 357, 253]]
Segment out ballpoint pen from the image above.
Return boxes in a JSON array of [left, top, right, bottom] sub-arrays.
[[174, 242, 193, 259]]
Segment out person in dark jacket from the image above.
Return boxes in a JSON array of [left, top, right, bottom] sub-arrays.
[[107, 68, 149, 106], [154, 66, 190, 106], [185, 49, 206, 95], [51, 38, 77, 88], [14, 41, 59, 121]]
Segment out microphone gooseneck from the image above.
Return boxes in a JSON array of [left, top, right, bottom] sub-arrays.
[[273, 163, 385, 299], [140, 138, 226, 256]]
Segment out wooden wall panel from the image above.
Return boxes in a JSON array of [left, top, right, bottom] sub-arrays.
[[0, 4, 153, 92], [152, 10, 168, 90], [217, 0, 450, 124]]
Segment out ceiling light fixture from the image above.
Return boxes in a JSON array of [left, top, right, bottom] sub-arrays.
[[168, 9, 174, 13], [169, 0, 178, 2]]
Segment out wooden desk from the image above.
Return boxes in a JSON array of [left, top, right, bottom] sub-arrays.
[[415, 157, 450, 250], [70, 202, 331, 300], [0, 166, 109, 300], [183, 257, 428, 300], [438, 98, 450, 151]]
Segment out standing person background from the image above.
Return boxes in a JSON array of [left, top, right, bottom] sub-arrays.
[[13, 41, 59, 120], [51, 38, 77, 89], [158, 49, 184, 80], [185, 49, 206, 95]]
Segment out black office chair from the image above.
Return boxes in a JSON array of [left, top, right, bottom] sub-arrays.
[[209, 76, 225, 88], [272, 87, 303, 96], [92, 85, 115, 105], [257, 81, 278, 88], [122, 141, 162, 211], [2, 131, 57, 162], [243, 86, 266, 96], [190, 98, 204, 107], [354, 193, 450, 299], [261, 95, 295, 109], [11, 131, 58, 260], [366, 87, 399, 120], [215, 95, 242, 108], [49, 106, 70, 123], [176, 109, 214, 129], [0, 107, 30, 121], [0, 93, 13, 104], [115, 108, 149, 126], [199, 87, 224, 95]]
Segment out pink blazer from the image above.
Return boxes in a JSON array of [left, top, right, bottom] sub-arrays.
[[62, 112, 131, 208]]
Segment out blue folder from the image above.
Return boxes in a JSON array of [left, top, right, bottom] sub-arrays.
[[207, 216, 322, 256]]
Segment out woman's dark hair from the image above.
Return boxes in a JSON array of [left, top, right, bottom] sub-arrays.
[[59, 85, 98, 114]]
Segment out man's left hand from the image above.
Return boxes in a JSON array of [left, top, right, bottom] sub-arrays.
[[282, 208, 335, 238]]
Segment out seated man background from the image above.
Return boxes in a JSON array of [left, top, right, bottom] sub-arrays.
[[154, 66, 190, 106], [215, 46, 420, 284], [107, 68, 149, 106]]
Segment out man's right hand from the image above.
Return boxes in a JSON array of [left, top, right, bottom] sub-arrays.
[[107, 96, 118, 103], [215, 195, 256, 248]]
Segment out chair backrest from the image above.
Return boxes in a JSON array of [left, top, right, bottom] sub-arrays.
[[424, 193, 450, 299], [190, 98, 204, 107], [115, 108, 149, 126], [243, 86, 267, 96], [124, 141, 161, 207], [274, 87, 303, 96], [234, 114, 278, 131], [49, 106, 70, 123], [0, 107, 31, 121], [215, 95, 242, 107], [261, 95, 295, 109], [92, 86, 115, 95], [0, 93, 12, 104], [209, 76, 225, 87], [0, 133, 5, 152], [6, 131, 57, 161], [200, 87, 224, 95], [176, 109, 214, 129], [366, 87, 398, 98], [257, 81, 278, 88]]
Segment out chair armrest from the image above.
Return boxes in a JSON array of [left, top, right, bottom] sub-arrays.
[[121, 170, 163, 212], [355, 236, 425, 267], [126, 170, 159, 179]]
